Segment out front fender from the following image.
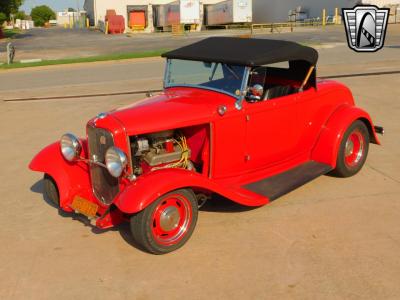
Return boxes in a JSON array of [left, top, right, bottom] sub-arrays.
[[311, 105, 381, 167], [115, 168, 268, 214], [29, 141, 92, 211]]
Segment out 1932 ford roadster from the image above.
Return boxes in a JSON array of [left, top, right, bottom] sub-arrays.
[[30, 37, 383, 254]]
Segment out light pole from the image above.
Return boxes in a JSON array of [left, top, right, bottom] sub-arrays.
[[76, 0, 80, 28]]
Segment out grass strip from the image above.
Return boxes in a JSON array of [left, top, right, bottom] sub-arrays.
[[3, 29, 22, 38], [0, 49, 168, 70]]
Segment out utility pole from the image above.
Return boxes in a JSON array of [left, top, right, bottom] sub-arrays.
[[94, 0, 98, 27], [7, 43, 15, 65], [76, 0, 80, 28]]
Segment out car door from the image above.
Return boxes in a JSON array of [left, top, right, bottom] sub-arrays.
[[243, 92, 301, 171], [295, 87, 322, 153], [212, 105, 248, 179]]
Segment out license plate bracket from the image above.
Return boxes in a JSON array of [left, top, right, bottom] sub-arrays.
[[71, 196, 98, 218]]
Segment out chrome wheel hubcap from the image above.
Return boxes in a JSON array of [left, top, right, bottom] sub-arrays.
[[152, 194, 192, 246], [345, 139, 354, 156], [345, 130, 365, 167], [159, 206, 180, 231]]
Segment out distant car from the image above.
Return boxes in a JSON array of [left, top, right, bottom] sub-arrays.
[[30, 37, 383, 254]]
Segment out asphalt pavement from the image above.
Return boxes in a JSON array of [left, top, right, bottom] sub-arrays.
[[1, 25, 399, 101], [0, 24, 397, 61], [0, 26, 334, 60]]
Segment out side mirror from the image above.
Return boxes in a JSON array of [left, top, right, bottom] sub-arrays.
[[247, 84, 264, 101]]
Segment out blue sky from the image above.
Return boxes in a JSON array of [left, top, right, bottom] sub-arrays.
[[21, 0, 83, 13]]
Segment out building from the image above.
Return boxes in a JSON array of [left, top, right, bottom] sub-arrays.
[[252, 0, 361, 23], [57, 11, 87, 27], [85, 0, 161, 31], [252, 0, 400, 23], [361, 0, 400, 5], [84, 0, 399, 33], [84, 0, 225, 32]]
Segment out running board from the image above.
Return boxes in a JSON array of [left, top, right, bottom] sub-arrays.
[[243, 161, 332, 201]]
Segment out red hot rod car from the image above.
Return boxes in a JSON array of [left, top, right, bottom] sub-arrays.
[[30, 37, 383, 254]]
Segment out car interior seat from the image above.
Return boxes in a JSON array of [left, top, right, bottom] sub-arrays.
[[263, 85, 298, 100], [248, 66, 304, 102]]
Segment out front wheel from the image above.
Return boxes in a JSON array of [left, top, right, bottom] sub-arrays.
[[331, 120, 370, 178], [44, 174, 59, 207], [130, 189, 198, 254]]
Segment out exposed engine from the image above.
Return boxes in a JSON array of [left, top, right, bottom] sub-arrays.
[[131, 130, 192, 175]]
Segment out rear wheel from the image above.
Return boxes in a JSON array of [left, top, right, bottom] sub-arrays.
[[43, 174, 59, 207], [331, 120, 369, 177], [130, 189, 198, 254]]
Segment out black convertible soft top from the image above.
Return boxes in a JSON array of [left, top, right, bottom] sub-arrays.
[[162, 37, 318, 66]]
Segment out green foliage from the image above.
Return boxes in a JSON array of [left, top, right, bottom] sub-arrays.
[[4, 28, 21, 38], [0, 0, 23, 17], [67, 8, 76, 12], [14, 10, 27, 20], [0, 12, 7, 26], [31, 5, 55, 27]]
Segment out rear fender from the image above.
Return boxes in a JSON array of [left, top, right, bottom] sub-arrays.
[[29, 141, 92, 211], [311, 105, 380, 167], [115, 168, 268, 214]]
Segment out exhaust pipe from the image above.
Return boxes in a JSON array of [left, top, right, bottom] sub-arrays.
[[374, 126, 384, 135]]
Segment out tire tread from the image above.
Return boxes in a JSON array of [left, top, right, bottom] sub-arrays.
[[330, 120, 370, 178], [44, 174, 60, 207]]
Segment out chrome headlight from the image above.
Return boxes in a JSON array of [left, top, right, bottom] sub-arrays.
[[60, 133, 82, 162], [105, 147, 127, 178]]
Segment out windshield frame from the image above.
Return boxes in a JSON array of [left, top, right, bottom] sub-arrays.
[[163, 59, 251, 105]]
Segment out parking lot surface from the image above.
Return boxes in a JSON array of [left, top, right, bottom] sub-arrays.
[[1, 25, 399, 101], [0, 24, 392, 61], [0, 26, 400, 299]]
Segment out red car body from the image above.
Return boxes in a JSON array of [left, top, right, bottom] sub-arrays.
[[29, 37, 381, 253]]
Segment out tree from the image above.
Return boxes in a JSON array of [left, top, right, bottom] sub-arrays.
[[14, 10, 27, 20], [67, 8, 76, 12], [0, 0, 24, 18], [0, 12, 7, 27], [30, 5, 55, 27]]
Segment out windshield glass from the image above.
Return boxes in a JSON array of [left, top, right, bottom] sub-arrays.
[[164, 59, 246, 97]]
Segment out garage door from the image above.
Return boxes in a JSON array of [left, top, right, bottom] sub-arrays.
[[130, 11, 146, 28]]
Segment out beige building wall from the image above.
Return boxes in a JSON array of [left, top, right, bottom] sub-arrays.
[[362, 0, 400, 5], [252, 0, 360, 23], [84, 0, 222, 30], [84, 0, 400, 31], [92, 0, 170, 25]]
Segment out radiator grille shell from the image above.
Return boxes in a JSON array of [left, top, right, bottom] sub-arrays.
[[87, 125, 119, 205]]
